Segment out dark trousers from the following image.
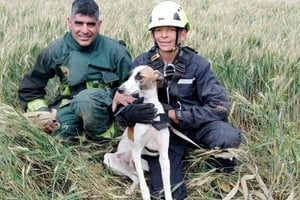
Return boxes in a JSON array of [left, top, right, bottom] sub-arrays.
[[145, 120, 242, 200]]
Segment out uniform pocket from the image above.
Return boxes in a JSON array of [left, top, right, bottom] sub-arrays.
[[101, 71, 119, 84], [87, 63, 120, 85], [177, 78, 195, 97]]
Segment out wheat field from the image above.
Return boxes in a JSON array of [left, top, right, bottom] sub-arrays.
[[0, 0, 299, 199]]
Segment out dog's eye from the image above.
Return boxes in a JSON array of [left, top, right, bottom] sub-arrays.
[[135, 72, 144, 81]]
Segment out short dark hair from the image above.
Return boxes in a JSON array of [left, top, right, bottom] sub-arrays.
[[71, 0, 100, 19]]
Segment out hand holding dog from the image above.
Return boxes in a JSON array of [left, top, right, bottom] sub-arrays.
[[112, 90, 136, 112], [115, 97, 157, 126]]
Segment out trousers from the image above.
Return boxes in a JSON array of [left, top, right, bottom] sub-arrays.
[[145, 120, 242, 200], [55, 88, 114, 141]]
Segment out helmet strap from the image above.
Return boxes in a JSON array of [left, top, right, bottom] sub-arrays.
[[176, 28, 180, 46]]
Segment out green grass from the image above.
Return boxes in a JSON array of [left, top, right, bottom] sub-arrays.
[[0, 0, 299, 199]]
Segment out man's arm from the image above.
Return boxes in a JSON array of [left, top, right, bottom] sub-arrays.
[[18, 48, 55, 111]]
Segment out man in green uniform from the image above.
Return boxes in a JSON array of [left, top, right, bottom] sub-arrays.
[[18, 0, 154, 142]]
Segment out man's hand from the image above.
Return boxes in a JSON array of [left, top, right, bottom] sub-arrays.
[[24, 109, 60, 134], [112, 91, 136, 112], [115, 98, 157, 126]]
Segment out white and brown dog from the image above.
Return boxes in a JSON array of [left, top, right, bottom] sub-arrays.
[[104, 65, 172, 200]]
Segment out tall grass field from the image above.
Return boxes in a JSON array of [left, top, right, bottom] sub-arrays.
[[0, 0, 299, 199]]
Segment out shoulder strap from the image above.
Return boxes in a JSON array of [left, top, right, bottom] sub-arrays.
[[147, 45, 197, 81], [172, 46, 196, 82], [148, 46, 164, 70]]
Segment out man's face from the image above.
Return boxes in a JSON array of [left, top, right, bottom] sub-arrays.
[[68, 14, 102, 47]]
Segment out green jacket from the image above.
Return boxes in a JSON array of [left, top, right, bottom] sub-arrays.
[[18, 32, 132, 111]]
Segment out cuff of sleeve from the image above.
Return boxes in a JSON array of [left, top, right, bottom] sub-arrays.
[[175, 109, 184, 120], [162, 103, 173, 112], [27, 99, 48, 112], [175, 109, 193, 128]]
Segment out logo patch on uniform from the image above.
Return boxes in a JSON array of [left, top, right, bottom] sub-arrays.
[[178, 77, 195, 84]]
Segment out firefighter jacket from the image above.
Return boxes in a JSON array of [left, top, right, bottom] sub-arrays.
[[18, 32, 132, 111], [131, 46, 231, 152]]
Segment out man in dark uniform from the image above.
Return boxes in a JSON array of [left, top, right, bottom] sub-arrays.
[[113, 1, 242, 199], [18, 0, 139, 141]]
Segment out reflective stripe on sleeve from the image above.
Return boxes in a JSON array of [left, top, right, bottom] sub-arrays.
[[27, 99, 48, 112]]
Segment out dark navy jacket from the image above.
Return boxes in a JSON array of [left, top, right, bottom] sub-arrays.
[[131, 46, 231, 153]]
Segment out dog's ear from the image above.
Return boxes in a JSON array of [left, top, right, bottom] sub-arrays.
[[154, 70, 164, 82]]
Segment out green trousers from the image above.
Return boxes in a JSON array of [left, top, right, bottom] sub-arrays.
[[55, 88, 115, 141]]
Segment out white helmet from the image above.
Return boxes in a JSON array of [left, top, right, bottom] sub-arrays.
[[149, 1, 190, 31]]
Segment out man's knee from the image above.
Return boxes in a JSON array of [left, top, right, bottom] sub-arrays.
[[71, 89, 112, 119], [72, 88, 112, 106], [71, 89, 115, 139]]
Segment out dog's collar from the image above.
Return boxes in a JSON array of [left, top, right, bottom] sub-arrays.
[[152, 113, 170, 130], [146, 113, 169, 154]]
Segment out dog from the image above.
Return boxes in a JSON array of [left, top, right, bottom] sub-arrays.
[[104, 65, 172, 200]]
